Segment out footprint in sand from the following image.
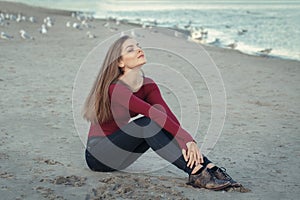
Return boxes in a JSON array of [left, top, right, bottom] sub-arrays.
[[41, 175, 87, 187], [0, 171, 14, 179], [33, 186, 64, 200], [33, 157, 64, 166]]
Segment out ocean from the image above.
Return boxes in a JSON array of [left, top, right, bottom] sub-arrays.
[[6, 0, 300, 61]]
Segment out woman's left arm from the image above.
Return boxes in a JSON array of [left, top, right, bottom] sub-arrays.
[[145, 79, 204, 166], [145, 81, 181, 125]]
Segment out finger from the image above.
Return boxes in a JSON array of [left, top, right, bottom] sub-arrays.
[[187, 153, 194, 167], [199, 153, 204, 164], [190, 152, 197, 168], [182, 149, 188, 162], [192, 152, 197, 167], [195, 149, 201, 164], [186, 147, 191, 159]]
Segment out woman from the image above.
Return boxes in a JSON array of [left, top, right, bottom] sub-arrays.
[[83, 35, 241, 191]]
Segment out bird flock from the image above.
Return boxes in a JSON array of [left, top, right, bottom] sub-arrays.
[[179, 20, 272, 56], [0, 11, 54, 40], [0, 10, 272, 56], [0, 10, 122, 41]]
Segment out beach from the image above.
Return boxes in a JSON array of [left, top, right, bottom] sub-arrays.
[[0, 1, 300, 199]]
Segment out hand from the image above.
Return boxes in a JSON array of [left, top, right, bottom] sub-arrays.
[[182, 141, 204, 168]]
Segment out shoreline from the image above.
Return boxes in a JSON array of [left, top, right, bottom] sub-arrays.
[[1, 1, 299, 199], [1, 1, 299, 63]]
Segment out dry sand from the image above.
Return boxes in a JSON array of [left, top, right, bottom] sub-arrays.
[[0, 1, 299, 199]]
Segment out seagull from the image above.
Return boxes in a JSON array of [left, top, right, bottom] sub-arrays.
[[73, 22, 81, 29], [258, 48, 272, 56], [46, 20, 53, 27], [39, 24, 47, 34], [20, 30, 34, 40], [9, 14, 16, 21], [86, 31, 96, 38], [44, 16, 54, 27], [103, 22, 109, 28], [21, 15, 26, 21], [81, 20, 92, 28], [16, 14, 22, 22], [130, 29, 136, 37], [76, 14, 85, 21], [184, 20, 192, 29], [109, 27, 118, 32], [1, 32, 13, 40], [208, 38, 221, 46], [29, 16, 37, 23], [0, 18, 4, 26], [5, 13, 10, 20], [238, 29, 248, 36], [66, 21, 71, 27], [226, 41, 238, 49]]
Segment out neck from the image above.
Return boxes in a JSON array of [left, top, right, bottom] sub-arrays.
[[119, 67, 143, 92]]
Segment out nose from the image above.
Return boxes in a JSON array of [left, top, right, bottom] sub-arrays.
[[136, 48, 142, 54], [137, 47, 143, 52]]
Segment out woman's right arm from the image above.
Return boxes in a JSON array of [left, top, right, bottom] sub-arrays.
[[109, 84, 194, 150]]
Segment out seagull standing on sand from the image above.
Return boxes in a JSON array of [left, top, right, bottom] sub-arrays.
[[81, 20, 92, 28], [131, 30, 136, 37], [44, 16, 54, 27], [0, 17, 4, 26], [29, 16, 37, 23], [9, 14, 16, 21], [39, 24, 47, 34], [1, 32, 13, 40], [72, 22, 81, 29], [20, 30, 34, 40], [66, 21, 71, 27], [174, 30, 179, 37], [16, 14, 22, 22], [86, 31, 96, 38], [103, 22, 109, 28]]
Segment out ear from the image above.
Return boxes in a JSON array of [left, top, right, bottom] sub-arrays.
[[119, 60, 125, 68]]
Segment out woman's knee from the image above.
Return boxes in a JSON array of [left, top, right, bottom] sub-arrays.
[[85, 149, 116, 172], [134, 116, 152, 126]]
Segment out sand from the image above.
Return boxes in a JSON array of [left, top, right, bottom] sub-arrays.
[[0, 1, 299, 199]]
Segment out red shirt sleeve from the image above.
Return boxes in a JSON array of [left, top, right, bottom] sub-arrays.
[[145, 81, 180, 125], [109, 83, 194, 150]]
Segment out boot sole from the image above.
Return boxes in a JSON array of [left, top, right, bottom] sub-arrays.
[[210, 181, 231, 191], [187, 181, 231, 191]]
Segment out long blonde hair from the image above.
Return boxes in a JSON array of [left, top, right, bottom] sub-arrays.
[[83, 35, 131, 123]]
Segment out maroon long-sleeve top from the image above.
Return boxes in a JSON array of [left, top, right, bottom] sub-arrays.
[[88, 77, 194, 150]]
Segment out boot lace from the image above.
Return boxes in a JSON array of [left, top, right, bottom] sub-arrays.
[[219, 167, 233, 180]]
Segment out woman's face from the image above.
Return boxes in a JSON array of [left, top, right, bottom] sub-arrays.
[[119, 38, 146, 71]]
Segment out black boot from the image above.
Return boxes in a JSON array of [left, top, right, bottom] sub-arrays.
[[187, 167, 231, 191], [211, 167, 241, 187]]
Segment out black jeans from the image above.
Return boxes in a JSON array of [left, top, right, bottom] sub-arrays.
[[85, 116, 211, 174]]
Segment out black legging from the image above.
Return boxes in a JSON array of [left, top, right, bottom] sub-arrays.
[[85, 116, 211, 174]]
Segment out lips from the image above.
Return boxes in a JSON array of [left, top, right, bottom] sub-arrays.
[[138, 54, 144, 58]]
